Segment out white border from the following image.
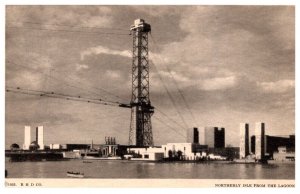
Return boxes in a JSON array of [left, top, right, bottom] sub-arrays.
[[0, 1, 298, 194]]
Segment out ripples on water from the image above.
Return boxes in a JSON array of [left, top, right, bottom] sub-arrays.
[[5, 159, 295, 179]]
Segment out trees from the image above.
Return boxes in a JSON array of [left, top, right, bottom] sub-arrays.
[[168, 150, 173, 159], [29, 141, 40, 151], [167, 149, 184, 161], [10, 143, 20, 151], [177, 150, 183, 160]]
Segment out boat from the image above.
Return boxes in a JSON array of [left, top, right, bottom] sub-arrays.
[[83, 160, 92, 163], [67, 171, 84, 178]]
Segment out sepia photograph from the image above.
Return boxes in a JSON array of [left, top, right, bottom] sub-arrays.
[[4, 3, 295, 187]]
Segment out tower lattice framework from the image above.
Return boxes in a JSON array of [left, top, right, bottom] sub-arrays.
[[129, 19, 154, 147]]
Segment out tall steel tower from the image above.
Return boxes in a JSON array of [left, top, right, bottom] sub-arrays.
[[129, 19, 154, 147]]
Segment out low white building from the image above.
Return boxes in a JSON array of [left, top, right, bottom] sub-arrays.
[[272, 146, 295, 162], [208, 154, 226, 160], [127, 147, 164, 161], [128, 143, 209, 161], [63, 150, 81, 159], [162, 143, 207, 160], [50, 144, 61, 150]]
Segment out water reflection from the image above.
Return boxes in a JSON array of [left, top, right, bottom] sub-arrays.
[[5, 160, 295, 179]]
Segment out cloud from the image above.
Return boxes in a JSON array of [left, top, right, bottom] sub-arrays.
[[257, 79, 295, 93], [76, 63, 89, 71], [105, 70, 121, 79], [135, 6, 181, 17], [80, 45, 131, 60], [6, 52, 54, 89], [153, 6, 294, 81], [150, 52, 172, 65], [6, 6, 113, 28], [200, 76, 237, 91], [159, 70, 190, 83]]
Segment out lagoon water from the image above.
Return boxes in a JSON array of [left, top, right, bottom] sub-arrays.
[[5, 159, 295, 179]]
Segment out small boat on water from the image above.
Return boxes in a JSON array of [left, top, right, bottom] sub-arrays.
[[67, 171, 84, 178], [83, 160, 92, 163]]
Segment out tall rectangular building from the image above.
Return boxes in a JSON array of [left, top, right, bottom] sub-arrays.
[[204, 127, 215, 148], [204, 127, 225, 148], [187, 127, 199, 144], [23, 126, 31, 150], [199, 127, 205, 145], [251, 135, 256, 154], [36, 126, 44, 150], [186, 128, 192, 143], [255, 122, 266, 160], [240, 123, 250, 159], [214, 127, 225, 148], [193, 127, 199, 144]]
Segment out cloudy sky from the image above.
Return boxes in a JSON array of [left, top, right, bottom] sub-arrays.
[[5, 5, 295, 148]]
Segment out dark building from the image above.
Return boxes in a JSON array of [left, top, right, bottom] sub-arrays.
[[250, 135, 295, 157], [266, 135, 295, 156], [290, 135, 295, 148], [214, 127, 225, 148], [244, 124, 250, 156], [66, 144, 90, 151], [192, 144, 208, 153], [251, 135, 256, 154], [204, 127, 226, 148], [208, 147, 240, 160], [193, 127, 199, 144]]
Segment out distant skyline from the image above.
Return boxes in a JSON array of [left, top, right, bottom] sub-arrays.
[[5, 5, 295, 148]]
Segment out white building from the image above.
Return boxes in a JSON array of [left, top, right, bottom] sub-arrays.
[[63, 150, 81, 159], [128, 143, 209, 161], [100, 145, 118, 156], [23, 126, 31, 150], [186, 127, 199, 144], [36, 126, 44, 150], [50, 144, 61, 150], [186, 128, 193, 143], [127, 147, 164, 161], [208, 154, 226, 160], [199, 127, 205, 145], [204, 127, 215, 148], [272, 146, 295, 162], [162, 143, 206, 160]]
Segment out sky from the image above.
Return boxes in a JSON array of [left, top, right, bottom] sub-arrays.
[[5, 5, 295, 148]]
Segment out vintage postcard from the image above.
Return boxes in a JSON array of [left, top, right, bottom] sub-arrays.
[[4, 4, 295, 188]]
